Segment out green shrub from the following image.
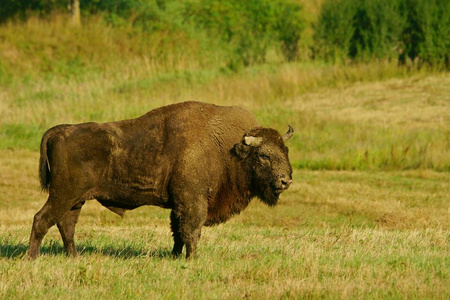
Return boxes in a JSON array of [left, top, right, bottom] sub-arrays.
[[314, 0, 450, 68], [0, 0, 65, 22], [185, 0, 304, 69], [350, 0, 406, 61], [401, 0, 450, 67], [274, 1, 304, 62], [312, 0, 356, 63], [81, 0, 180, 31]]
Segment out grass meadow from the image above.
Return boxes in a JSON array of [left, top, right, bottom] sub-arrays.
[[0, 154, 449, 298], [0, 15, 449, 299]]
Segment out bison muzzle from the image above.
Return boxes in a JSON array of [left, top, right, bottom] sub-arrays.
[[28, 101, 294, 259]]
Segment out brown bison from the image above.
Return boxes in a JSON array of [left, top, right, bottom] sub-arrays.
[[29, 101, 294, 259]]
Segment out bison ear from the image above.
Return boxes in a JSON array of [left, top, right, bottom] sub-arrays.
[[234, 142, 250, 159], [234, 136, 262, 159]]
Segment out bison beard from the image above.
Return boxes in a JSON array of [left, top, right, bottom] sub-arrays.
[[28, 101, 294, 259], [251, 166, 283, 207], [260, 187, 282, 207]]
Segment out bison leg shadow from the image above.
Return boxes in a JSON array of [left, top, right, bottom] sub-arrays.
[[1, 240, 173, 259], [0, 242, 29, 258], [78, 243, 173, 259], [0, 240, 66, 259]]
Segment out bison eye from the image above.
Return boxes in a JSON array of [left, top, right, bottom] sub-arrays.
[[259, 154, 270, 161]]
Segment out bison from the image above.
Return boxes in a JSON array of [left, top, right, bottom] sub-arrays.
[[29, 101, 294, 259]]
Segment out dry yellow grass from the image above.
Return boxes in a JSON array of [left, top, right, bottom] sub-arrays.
[[291, 74, 450, 129]]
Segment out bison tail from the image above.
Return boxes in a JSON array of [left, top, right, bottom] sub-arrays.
[[39, 131, 51, 192], [39, 125, 69, 191]]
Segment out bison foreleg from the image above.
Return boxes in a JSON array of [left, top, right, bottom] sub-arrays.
[[185, 226, 202, 260], [173, 198, 207, 260], [170, 210, 184, 257], [57, 202, 85, 257]]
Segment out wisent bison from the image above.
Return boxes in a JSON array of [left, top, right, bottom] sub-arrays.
[[29, 101, 294, 259]]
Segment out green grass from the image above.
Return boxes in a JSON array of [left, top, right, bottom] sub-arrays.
[[3, 67, 448, 171]]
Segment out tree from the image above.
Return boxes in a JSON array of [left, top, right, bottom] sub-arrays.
[[68, 0, 81, 26]]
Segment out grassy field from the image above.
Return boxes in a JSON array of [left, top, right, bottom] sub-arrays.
[[1, 62, 449, 170], [0, 153, 449, 298], [1, 70, 449, 298]]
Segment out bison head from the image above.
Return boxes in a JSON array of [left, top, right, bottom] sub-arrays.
[[234, 126, 294, 206]]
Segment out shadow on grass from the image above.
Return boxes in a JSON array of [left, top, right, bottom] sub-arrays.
[[0, 242, 29, 258], [0, 241, 173, 259]]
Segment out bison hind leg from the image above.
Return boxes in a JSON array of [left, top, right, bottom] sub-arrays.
[[29, 201, 54, 259], [28, 197, 65, 259], [57, 201, 85, 257], [29, 195, 86, 259]]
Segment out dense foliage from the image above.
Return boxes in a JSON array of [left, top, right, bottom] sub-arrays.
[[185, 0, 303, 69], [0, 0, 450, 69], [1, 0, 448, 69], [0, 0, 303, 70], [314, 0, 450, 68]]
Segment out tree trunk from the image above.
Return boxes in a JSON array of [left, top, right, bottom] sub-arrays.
[[68, 0, 81, 26]]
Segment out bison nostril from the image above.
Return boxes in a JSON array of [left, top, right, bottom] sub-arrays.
[[280, 177, 292, 189]]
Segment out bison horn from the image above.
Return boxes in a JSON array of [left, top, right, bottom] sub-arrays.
[[282, 125, 294, 142], [244, 136, 263, 147]]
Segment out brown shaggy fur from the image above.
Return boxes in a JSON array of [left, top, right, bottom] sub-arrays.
[[29, 101, 293, 259]]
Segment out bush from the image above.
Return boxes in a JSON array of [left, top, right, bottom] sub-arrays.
[[0, 0, 66, 22], [314, 0, 450, 68], [350, 0, 406, 61], [185, 0, 304, 69], [401, 0, 450, 67], [312, 0, 356, 63], [274, 0, 304, 62], [1, 0, 304, 70], [81, 0, 188, 32]]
